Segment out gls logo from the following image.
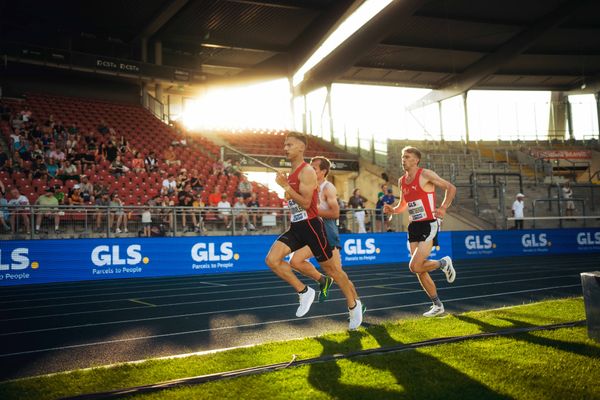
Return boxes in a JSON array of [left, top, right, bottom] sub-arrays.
[[91, 245, 143, 266], [465, 235, 494, 250], [521, 233, 550, 248], [191, 242, 234, 262], [0, 248, 30, 270], [344, 238, 377, 255], [577, 232, 600, 246]]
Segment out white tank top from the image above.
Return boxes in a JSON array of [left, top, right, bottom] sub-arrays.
[[319, 181, 334, 212]]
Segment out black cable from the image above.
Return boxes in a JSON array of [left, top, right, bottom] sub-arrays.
[[60, 320, 585, 400]]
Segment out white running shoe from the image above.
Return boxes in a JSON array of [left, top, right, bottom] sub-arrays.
[[115, 228, 122, 234], [296, 286, 315, 317], [423, 304, 445, 317], [348, 299, 364, 330], [441, 256, 455, 283]]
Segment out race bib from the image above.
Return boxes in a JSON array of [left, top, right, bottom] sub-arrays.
[[407, 199, 427, 221], [288, 199, 308, 222]]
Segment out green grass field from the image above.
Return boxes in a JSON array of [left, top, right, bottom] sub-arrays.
[[2, 297, 599, 400]]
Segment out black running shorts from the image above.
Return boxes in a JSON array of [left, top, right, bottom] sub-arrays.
[[277, 217, 333, 262], [408, 219, 440, 246]]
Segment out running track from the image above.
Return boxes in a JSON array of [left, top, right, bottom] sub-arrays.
[[0, 253, 591, 381]]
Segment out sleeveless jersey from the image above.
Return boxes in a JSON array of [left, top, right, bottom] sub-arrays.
[[287, 162, 319, 223], [318, 180, 334, 214], [401, 168, 436, 222]]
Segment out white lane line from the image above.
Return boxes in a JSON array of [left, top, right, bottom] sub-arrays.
[[0, 284, 581, 358], [0, 261, 589, 307], [0, 267, 584, 316], [0, 257, 589, 300], [0, 274, 580, 337], [196, 281, 228, 287], [129, 299, 156, 307]]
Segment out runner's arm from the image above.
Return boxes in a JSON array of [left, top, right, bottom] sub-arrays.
[[319, 184, 339, 219], [422, 169, 456, 219]]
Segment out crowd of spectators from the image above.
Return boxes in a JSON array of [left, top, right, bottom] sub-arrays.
[[0, 100, 262, 236]]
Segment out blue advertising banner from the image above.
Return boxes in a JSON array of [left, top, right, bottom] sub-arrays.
[[0, 228, 598, 286], [451, 228, 600, 259]]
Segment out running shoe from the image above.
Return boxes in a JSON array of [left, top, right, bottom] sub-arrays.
[[296, 286, 315, 317], [423, 304, 445, 317], [348, 299, 364, 330], [318, 276, 334, 303], [441, 256, 456, 283]]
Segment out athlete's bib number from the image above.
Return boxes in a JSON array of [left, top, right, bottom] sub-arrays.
[[288, 200, 308, 222], [407, 199, 427, 221]]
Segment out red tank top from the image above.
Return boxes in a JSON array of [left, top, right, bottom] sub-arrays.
[[287, 162, 319, 222], [401, 168, 436, 222]]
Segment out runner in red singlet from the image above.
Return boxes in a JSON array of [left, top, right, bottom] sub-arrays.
[[265, 132, 363, 330], [384, 146, 457, 317]]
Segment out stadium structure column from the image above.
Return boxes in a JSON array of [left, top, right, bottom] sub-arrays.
[[141, 37, 148, 63], [596, 93, 600, 140], [566, 94, 575, 141], [548, 92, 568, 141], [438, 101, 444, 141], [155, 40, 163, 104], [462, 92, 470, 144]]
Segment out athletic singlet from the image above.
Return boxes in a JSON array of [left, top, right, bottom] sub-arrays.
[[287, 162, 319, 223], [401, 168, 436, 222], [318, 180, 334, 214]]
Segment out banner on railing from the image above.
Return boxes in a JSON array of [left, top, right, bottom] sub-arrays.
[[0, 228, 598, 286]]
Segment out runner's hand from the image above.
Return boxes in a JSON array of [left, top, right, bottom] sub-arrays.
[[275, 172, 288, 188]]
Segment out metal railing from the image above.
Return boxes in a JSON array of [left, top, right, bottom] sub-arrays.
[[0, 205, 405, 240]]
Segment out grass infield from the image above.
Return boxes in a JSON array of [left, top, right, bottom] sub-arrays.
[[1, 297, 599, 400]]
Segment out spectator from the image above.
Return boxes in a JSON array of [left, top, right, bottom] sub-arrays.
[[233, 195, 254, 231], [208, 186, 222, 207], [45, 158, 59, 180], [246, 191, 260, 229], [0, 150, 10, 172], [31, 156, 48, 180], [67, 185, 84, 206], [158, 194, 174, 229], [511, 193, 525, 230], [222, 158, 233, 176], [231, 160, 242, 177], [145, 151, 158, 172], [57, 159, 79, 182], [0, 190, 10, 231], [211, 159, 223, 176], [348, 188, 368, 233], [8, 188, 30, 234], [189, 169, 204, 192], [48, 143, 66, 162], [81, 148, 97, 170], [110, 155, 127, 177], [131, 151, 145, 173], [163, 145, 181, 166], [66, 133, 78, 154], [105, 141, 118, 163], [217, 193, 232, 228], [141, 205, 152, 237], [161, 174, 177, 195], [191, 193, 205, 233], [34, 188, 60, 234], [54, 185, 66, 205], [562, 182, 575, 217], [177, 183, 194, 231], [237, 174, 253, 199], [379, 188, 396, 232], [176, 169, 189, 191], [94, 192, 110, 231], [79, 175, 94, 203], [109, 193, 128, 234]]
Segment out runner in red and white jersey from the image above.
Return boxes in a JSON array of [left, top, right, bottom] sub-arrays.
[[265, 132, 363, 330], [385, 146, 457, 317]]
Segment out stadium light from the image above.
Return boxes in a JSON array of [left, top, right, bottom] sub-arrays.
[[292, 0, 394, 87]]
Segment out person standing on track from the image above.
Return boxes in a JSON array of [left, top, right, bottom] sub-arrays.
[[384, 146, 457, 317], [290, 156, 360, 305], [265, 133, 363, 330]]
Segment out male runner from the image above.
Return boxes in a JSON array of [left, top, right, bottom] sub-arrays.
[[265, 133, 363, 330], [290, 156, 359, 304], [384, 146, 457, 317]]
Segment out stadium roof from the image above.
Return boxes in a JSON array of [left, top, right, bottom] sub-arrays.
[[2, 0, 600, 98]]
